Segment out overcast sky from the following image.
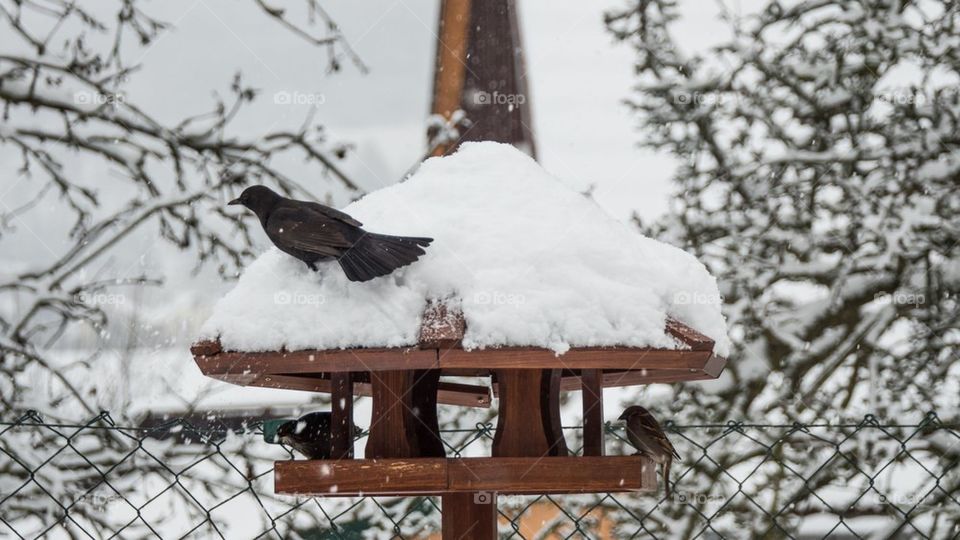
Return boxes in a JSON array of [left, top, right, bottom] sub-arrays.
[[115, 0, 752, 220]]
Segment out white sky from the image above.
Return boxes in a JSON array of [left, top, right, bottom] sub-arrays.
[[115, 0, 748, 221]]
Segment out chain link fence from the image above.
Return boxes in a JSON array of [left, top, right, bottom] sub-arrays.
[[2, 410, 959, 539]]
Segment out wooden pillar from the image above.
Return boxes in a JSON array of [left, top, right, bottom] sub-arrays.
[[411, 369, 445, 457], [493, 369, 567, 457], [493, 370, 550, 457], [365, 370, 419, 458], [330, 371, 355, 459], [581, 369, 604, 456], [442, 492, 497, 539], [541, 369, 569, 456]]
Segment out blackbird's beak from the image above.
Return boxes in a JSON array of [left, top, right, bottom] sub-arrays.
[[228, 198, 242, 206]]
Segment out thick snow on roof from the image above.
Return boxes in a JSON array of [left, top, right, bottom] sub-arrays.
[[200, 142, 730, 356]]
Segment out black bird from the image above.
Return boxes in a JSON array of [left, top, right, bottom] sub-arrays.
[[229, 186, 432, 282], [620, 406, 681, 499], [276, 412, 334, 459]]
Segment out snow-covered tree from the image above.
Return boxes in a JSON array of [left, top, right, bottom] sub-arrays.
[[0, 1, 364, 535], [606, 0, 960, 535]]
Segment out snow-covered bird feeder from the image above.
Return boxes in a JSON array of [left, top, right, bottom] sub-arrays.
[[191, 142, 730, 538]]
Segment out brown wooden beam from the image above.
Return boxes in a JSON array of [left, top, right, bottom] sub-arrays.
[[411, 369, 445, 457], [274, 457, 656, 496], [665, 316, 715, 351], [541, 369, 568, 456], [442, 492, 497, 539], [329, 372, 354, 459], [557, 370, 718, 393], [493, 370, 552, 457], [196, 347, 437, 374], [276, 458, 448, 496], [366, 370, 419, 459], [581, 369, 604, 456], [447, 456, 655, 494], [440, 347, 713, 370], [202, 372, 492, 408]]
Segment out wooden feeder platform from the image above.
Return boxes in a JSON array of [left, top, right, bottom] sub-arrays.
[[192, 302, 726, 538]]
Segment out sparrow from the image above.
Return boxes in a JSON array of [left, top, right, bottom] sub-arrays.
[[229, 186, 432, 282], [620, 405, 681, 499]]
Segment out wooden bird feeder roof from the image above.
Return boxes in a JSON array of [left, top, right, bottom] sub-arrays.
[[191, 300, 727, 408]]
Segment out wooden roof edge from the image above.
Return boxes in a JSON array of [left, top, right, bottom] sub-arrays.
[[192, 308, 722, 360], [664, 316, 715, 351]]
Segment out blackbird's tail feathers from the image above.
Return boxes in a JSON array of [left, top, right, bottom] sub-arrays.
[[338, 233, 433, 282]]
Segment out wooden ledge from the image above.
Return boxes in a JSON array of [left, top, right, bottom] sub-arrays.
[[275, 456, 656, 497], [438, 346, 713, 370]]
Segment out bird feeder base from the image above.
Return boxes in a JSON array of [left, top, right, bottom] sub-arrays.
[[274, 456, 656, 497]]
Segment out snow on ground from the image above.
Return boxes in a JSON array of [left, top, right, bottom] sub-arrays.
[[200, 142, 729, 356]]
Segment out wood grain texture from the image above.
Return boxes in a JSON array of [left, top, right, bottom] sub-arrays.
[[274, 456, 656, 496], [439, 347, 713, 370], [365, 370, 420, 458], [411, 369, 446, 457], [329, 372, 354, 459], [447, 456, 656, 494], [492, 370, 552, 457], [199, 370, 491, 408], [541, 369, 568, 456], [442, 492, 497, 539], [275, 459, 448, 496], [664, 316, 715, 351], [581, 369, 604, 457], [195, 347, 437, 374], [430, 0, 472, 122], [558, 368, 724, 392]]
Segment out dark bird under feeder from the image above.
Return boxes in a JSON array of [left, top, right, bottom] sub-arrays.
[[276, 412, 336, 460]]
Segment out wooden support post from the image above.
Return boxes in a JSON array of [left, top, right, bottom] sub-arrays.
[[493, 370, 562, 457], [411, 369, 445, 457], [442, 492, 497, 539], [366, 370, 419, 458], [581, 369, 604, 456], [330, 371, 355, 459], [541, 369, 569, 456]]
